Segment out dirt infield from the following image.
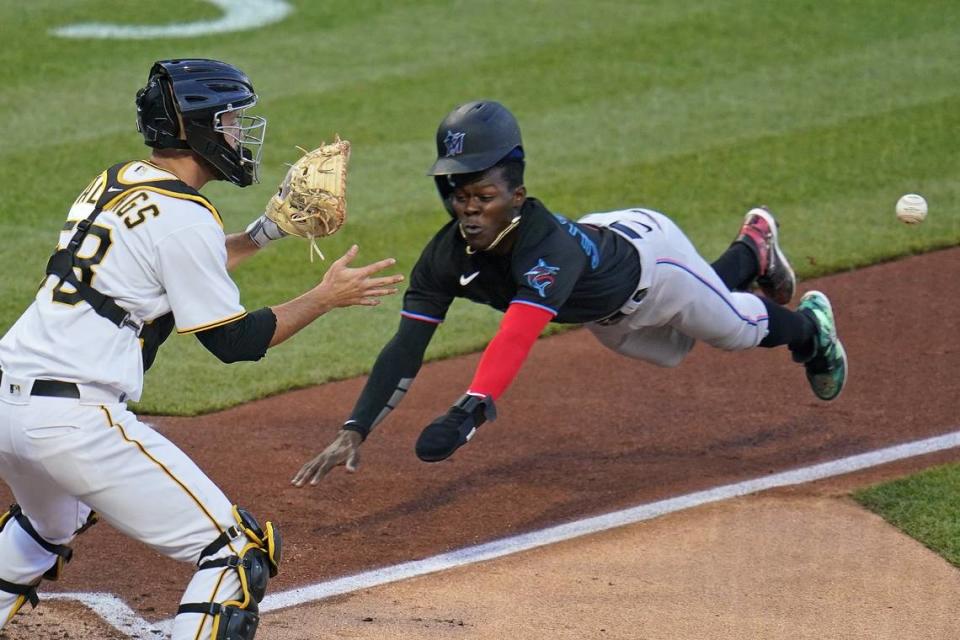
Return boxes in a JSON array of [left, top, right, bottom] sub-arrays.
[[261, 490, 960, 640], [1, 248, 958, 638]]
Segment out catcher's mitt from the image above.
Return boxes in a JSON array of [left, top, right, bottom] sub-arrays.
[[266, 137, 351, 260]]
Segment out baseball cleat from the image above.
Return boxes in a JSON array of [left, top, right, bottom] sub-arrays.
[[795, 290, 847, 401], [736, 206, 796, 305]]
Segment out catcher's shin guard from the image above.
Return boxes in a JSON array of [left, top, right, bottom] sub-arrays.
[[0, 505, 97, 625], [0, 578, 39, 626], [178, 506, 281, 639]]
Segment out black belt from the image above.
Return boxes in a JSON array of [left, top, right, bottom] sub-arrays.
[[0, 369, 80, 399], [594, 287, 649, 326], [595, 310, 626, 326]]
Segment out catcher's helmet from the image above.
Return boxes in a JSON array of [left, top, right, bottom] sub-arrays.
[[428, 100, 523, 177], [136, 59, 266, 187]]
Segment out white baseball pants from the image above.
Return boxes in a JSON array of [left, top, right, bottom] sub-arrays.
[[0, 379, 251, 639], [580, 208, 769, 367]]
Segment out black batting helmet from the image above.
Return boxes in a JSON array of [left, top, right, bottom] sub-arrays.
[[428, 100, 523, 176], [428, 100, 524, 215], [135, 59, 266, 187]]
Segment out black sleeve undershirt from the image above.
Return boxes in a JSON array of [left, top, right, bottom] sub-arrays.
[[195, 307, 277, 363], [343, 316, 439, 439]]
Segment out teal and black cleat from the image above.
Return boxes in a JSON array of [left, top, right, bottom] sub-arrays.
[[796, 290, 847, 401]]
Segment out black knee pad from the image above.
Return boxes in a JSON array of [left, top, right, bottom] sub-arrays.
[[195, 506, 281, 584], [178, 506, 280, 638], [221, 506, 281, 603], [177, 601, 260, 640], [217, 603, 259, 639], [240, 547, 271, 603], [233, 507, 281, 581]]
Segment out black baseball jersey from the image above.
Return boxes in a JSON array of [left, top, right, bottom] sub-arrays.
[[402, 198, 640, 324]]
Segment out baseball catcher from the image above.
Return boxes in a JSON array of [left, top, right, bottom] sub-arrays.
[[292, 99, 848, 484], [0, 59, 402, 640]]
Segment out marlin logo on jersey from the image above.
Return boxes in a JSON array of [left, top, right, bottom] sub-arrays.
[[443, 130, 466, 157], [524, 259, 560, 298]]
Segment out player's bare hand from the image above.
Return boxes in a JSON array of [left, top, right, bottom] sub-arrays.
[[291, 429, 363, 486], [317, 244, 403, 308]]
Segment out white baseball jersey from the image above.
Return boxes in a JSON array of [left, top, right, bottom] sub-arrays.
[[0, 161, 246, 401], [0, 161, 261, 638]]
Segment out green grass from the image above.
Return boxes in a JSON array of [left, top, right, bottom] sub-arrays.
[[1, 0, 959, 413], [854, 464, 960, 567]]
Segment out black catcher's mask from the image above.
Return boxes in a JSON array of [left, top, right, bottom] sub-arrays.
[[136, 58, 266, 187]]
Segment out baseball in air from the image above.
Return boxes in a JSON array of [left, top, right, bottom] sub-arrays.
[[895, 193, 927, 224]]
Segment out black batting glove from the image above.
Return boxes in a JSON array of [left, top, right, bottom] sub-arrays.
[[415, 393, 497, 462]]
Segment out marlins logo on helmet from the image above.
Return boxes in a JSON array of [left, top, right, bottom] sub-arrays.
[[443, 130, 466, 157]]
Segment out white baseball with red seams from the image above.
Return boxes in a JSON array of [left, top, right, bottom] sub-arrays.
[[896, 193, 927, 224]]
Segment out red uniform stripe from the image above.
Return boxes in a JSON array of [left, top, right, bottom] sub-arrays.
[[467, 302, 554, 400]]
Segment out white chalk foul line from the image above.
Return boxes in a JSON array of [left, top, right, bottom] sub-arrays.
[[45, 592, 169, 637], [51, 0, 292, 39], [53, 429, 960, 636]]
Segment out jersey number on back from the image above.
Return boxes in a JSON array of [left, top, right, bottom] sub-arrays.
[[51, 223, 113, 306]]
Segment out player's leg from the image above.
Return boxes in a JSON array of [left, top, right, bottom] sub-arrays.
[[2, 399, 277, 639], [709, 240, 757, 291], [622, 209, 771, 353], [0, 397, 98, 627], [675, 226, 847, 399], [588, 321, 694, 368], [643, 214, 846, 399], [82, 405, 277, 640], [583, 207, 845, 398], [710, 207, 796, 303], [581, 207, 764, 365]]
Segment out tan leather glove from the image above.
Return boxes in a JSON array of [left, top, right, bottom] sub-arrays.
[[265, 137, 350, 261]]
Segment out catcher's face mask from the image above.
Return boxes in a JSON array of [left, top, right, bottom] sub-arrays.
[[215, 103, 267, 184], [140, 59, 266, 187]]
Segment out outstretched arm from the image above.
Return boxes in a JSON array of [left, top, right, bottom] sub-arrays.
[[269, 245, 402, 347], [195, 245, 402, 361], [464, 302, 555, 400], [291, 315, 439, 486], [344, 316, 440, 436]]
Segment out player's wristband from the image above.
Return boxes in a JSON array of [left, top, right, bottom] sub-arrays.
[[455, 392, 497, 422], [341, 419, 371, 441], [245, 213, 287, 248]]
